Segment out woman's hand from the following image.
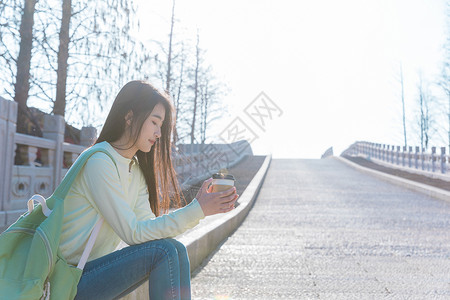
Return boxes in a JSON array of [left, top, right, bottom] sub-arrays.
[[195, 178, 239, 216]]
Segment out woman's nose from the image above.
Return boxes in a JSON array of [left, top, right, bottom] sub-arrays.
[[155, 128, 161, 138]]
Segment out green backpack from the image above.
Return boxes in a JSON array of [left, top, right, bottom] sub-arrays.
[[0, 146, 117, 300]]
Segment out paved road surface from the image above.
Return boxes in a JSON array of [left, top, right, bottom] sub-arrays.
[[191, 158, 450, 299]]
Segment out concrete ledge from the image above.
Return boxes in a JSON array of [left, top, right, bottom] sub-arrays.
[[121, 154, 272, 299], [179, 154, 272, 271], [336, 156, 450, 203], [353, 154, 450, 182]]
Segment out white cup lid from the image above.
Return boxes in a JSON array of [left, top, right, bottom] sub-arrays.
[[212, 179, 234, 186]]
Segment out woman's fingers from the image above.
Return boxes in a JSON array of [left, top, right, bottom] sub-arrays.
[[197, 178, 213, 198], [197, 183, 239, 216], [202, 178, 213, 191], [218, 186, 236, 197], [220, 206, 234, 213], [219, 193, 238, 204], [218, 195, 238, 211], [220, 197, 238, 212]]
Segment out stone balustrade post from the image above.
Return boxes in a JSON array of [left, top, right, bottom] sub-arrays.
[[421, 148, 425, 171], [377, 144, 381, 160], [396, 146, 400, 165], [408, 146, 412, 168], [181, 157, 185, 179], [80, 126, 97, 147], [441, 147, 447, 174], [372, 143, 376, 159], [415, 146, 419, 169], [0, 97, 18, 212], [17, 145, 38, 166], [382, 144, 386, 161], [386, 145, 389, 162], [378, 144, 382, 160], [431, 147, 436, 173], [390, 145, 394, 163], [389, 145, 393, 162], [401, 146, 405, 166], [43, 115, 65, 189], [40, 148, 53, 167], [391, 145, 395, 164]]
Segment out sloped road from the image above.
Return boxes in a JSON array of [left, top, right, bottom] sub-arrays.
[[191, 158, 450, 299]]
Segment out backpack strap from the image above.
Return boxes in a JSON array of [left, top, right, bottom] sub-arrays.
[[48, 147, 118, 207], [27, 194, 52, 217], [47, 146, 118, 270], [77, 217, 104, 270]]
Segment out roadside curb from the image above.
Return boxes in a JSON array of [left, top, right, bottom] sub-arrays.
[[179, 154, 272, 272], [121, 154, 272, 299], [336, 156, 450, 203]]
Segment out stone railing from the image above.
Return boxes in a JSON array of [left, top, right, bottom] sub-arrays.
[[0, 98, 99, 228], [174, 141, 252, 187], [342, 141, 449, 178], [0, 96, 252, 230]]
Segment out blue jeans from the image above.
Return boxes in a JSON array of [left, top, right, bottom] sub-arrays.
[[74, 239, 191, 300]]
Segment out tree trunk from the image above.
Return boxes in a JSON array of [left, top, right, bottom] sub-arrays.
[[399, 64, 407, 148], [14, 0, 37, 134], [53, 0, 72, 117], [190, 32, 200, 144], [172, 44, 185, 147], [166, 0, 175, 94], [448, 92, 450, 151]]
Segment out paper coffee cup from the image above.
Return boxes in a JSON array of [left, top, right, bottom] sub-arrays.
[[211, 173, 235, 193]]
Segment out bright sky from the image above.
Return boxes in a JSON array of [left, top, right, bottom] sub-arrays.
[[138, 0, 448, 158]]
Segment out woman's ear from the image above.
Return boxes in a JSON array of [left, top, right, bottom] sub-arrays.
[[125, 110, 133, 126]]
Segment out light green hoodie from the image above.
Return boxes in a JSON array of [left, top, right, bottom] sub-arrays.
[[59, 141, 205, 265]]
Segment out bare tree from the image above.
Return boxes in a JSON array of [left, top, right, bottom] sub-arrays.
[[1, 0, 150, 131], [438, 52, 450, 151], [189, 31, 200, 144], [161, 0, 183, 146], [165, 0, 176, 94], [11, 0, 43, 135], [438, 0, 450, 150], [399, 63, 408, 147], [38, 0, 149, 126], [14, 0, 35, 110], [416, 74, 437, 150], [172, 43, 187, 146], [53, 0, 71, 117], [144, 15, 228, 147], [198, 68, 227, 144]]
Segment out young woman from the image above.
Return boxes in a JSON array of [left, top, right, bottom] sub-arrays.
[[59, 80, 239, 300]]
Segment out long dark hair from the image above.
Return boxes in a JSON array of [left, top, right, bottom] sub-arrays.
[[96, 80, 183, 216]]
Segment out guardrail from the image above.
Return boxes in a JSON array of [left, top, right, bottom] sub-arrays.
[[342, 141, 449, 177], [0, 96, 252, 230]]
